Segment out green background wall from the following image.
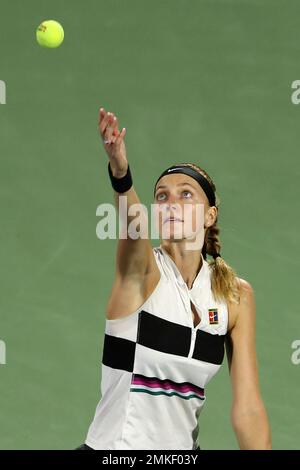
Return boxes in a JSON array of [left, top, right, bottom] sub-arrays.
[[0, 0, 299, 449]]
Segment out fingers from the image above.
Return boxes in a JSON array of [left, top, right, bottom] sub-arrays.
[[99, 107, 106, 127], [99, 108, 119, 144], [99, 110, 112, 139], [99, 107, 125, 146], [112, 115, 119, 134], [99, 107, 106, 122], [99, 108, 113, 134], [106, 118, 115, 143], [111, 115, 121, 143], [115, 127, 126, 147]]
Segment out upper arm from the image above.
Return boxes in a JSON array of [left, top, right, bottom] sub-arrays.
[[106, 187, 160, 319], [114, 186, 157, 279], [116, 237, 157, 278], [106, 249, 161, 319]]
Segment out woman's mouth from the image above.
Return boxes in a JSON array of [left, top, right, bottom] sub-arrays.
[[163, 217, 184, 224]]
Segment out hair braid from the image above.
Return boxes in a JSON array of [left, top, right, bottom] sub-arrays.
[[176, 162, 240, 305]]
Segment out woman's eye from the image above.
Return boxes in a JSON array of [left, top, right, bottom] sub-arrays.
[[156, 193, 166, 201], [182, 190, 192, 198]]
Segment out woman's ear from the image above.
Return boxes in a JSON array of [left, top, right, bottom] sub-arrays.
[[204, 206, 218, 228]]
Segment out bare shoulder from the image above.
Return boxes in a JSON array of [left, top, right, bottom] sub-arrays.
[[227, 277, 255, 332]]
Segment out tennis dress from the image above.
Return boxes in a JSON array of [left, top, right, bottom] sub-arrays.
[[85, 246, 228, 450]]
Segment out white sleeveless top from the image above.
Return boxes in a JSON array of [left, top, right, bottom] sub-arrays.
[[85, 246, 228, 450]]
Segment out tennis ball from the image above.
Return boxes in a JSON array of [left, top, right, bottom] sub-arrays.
[[36, 20, 64, 48]]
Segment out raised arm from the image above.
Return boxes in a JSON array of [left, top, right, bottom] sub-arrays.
[[225, 279, 272, 449], [98, 108, 160, 319]]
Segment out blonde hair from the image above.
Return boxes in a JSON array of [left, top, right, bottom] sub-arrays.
[[177, 162, 240, 305]]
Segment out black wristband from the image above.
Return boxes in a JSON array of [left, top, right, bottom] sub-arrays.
[[108, 162, 133, 193]]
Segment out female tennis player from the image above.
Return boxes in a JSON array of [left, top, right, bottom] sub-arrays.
[[77, 107, 271, 450]]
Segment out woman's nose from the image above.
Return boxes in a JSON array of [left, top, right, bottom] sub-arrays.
[[167, 199, 176, 209], [167, 194, 178, 207], [167, 199, 181, 212]]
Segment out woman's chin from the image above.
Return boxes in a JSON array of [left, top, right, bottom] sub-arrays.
[[160, 230, 185, 241]]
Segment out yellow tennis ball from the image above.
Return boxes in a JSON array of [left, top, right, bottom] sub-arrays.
[[36, 20, 64, 48]]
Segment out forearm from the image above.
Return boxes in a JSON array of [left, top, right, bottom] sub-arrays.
[[112, 180, 151, 278], [109, 161, 147, 227], [232, 405, 272, 450], [113, 185, 145, 222]]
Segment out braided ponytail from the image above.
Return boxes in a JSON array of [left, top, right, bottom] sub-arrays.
[[204, 219, 240, 304], [177, 162, 240, 305]]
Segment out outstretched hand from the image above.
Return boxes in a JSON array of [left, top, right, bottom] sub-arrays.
[[99, 107, 128, 178]]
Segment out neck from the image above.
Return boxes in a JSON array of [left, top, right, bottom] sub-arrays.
[[161, 240, 203, 290]]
